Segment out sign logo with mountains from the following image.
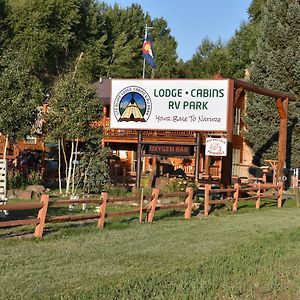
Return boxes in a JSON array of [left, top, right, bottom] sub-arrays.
[[114, 86, 152, 123]]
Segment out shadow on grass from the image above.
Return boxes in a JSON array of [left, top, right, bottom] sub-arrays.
[[207, 198, 291, 217], [104, 209, 186, 230]]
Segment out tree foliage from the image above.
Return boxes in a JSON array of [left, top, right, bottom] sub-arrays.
[[0, 58, 42, 141], [0, 0, 183, 192], [44, 71, 101, 142], [185, 38, 229, 78], [75, 142, 110, 194], [246, 0, 300, 167]]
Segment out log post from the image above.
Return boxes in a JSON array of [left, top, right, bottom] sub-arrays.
[[232, 182, 239, 212], [146, 188, 159, 223], [204, 184, 211, 216], [184, 187, 193, 219], [34, 194, 49, 238], [136, 131, 143, 188], [277, 98, 288, 180], [256, 182, 261, 209], [295, 188, 300, 207], [221, 79, 234, 188], [139, 188, 144, 223], [278, 181, 283, 208], [98, 192, 108, 229], [194, 133, 201, 182]]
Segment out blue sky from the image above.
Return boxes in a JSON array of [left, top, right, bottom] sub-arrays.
[[102, 0, 253, 61]]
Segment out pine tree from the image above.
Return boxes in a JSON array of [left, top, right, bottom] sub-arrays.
[[149, 18, 179, 78], [246, 0, 300, 167], [185, 38, 229, 78]]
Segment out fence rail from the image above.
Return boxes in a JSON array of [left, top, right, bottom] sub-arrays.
[[0, 187, 194, 238], [203, 181, 284, 216]]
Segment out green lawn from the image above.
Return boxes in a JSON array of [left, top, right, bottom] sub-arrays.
[[1, 201, 300, 299]]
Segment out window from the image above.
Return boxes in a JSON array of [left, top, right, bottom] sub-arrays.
[[232, 148, 240, 176], [25, 136, 37, 144], [233, 108, 240, 135]]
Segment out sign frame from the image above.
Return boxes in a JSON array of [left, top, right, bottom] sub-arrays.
[[110, 79, 231, 133]]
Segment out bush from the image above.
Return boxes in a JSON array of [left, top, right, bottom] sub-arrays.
[[164, 176, 196, 193], [7, 168, 43, 189]]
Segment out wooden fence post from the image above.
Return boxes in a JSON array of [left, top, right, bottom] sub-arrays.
[[184, 187, 193, 219], [295, 188, 300, 207], [98, 192, 108, 229], [146, 188, 159, 223], [278, 181, 283, 208], [232, 182, 239, 212], [139, 188, 144, 223], [256, 182, 261, 209], [34, 194, 49, 238], [204, 184, 211, 217]]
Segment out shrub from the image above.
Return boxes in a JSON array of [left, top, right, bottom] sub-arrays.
[[7, 169, 43, 189], [164, 176, 196, 193]]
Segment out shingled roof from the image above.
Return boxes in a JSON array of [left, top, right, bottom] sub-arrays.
[[93, 78, 111, 105]]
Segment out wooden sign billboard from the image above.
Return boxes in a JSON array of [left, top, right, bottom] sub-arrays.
[[110, 79, 230, 132]]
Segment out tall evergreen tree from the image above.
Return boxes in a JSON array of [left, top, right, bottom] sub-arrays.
[[150, 18, 179, 78], [246, 0, 300, 167], [226, 22, 257, 78], [185, 38, 229, 78], [104, 3, 145, 78], [184, 0, 268, 79]]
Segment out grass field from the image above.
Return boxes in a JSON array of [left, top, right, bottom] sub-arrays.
[[1, 200, 300, 299]]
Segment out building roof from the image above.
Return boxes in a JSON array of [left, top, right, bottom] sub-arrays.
[[93, 78, 111, 105]]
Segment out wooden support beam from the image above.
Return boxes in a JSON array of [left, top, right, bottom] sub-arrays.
[[221, 79, 234, 188], [139, 188, 144, 223], [233, 78, 297, 102], [194, 132, 201, 182], [277, 98, 288, 179], [276, 98, 286, 119], [234, 87, 244, 106], [136, 130, 143, 188]]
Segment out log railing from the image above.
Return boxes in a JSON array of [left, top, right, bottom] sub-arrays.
[[202, 182, 284, 216], [0, 187, 194, 238]]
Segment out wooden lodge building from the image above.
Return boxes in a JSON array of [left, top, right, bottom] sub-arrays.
[[0, 76, 295, 188], [94, 77, 296, 187], [94, 78, 252, 186]]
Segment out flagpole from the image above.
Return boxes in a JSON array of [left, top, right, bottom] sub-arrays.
[[142, 57, 146, 79], [142, 24, 153, 79], [142, 24, 147, 79]]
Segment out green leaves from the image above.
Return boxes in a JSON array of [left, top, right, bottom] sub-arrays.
[[0, 61, 42, 141], [44, 70, 101, 142], [247, 0, 300, 167], [185, 38, 229, 79]]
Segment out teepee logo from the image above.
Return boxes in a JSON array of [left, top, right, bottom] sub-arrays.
[[113, 86, 152, 123]]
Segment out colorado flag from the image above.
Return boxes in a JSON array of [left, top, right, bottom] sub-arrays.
[[142, 34, 156, 68]]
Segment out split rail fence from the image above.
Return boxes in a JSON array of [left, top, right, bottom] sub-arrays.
[[0, 187, 193, 238], [202, 181, 284, 216]]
